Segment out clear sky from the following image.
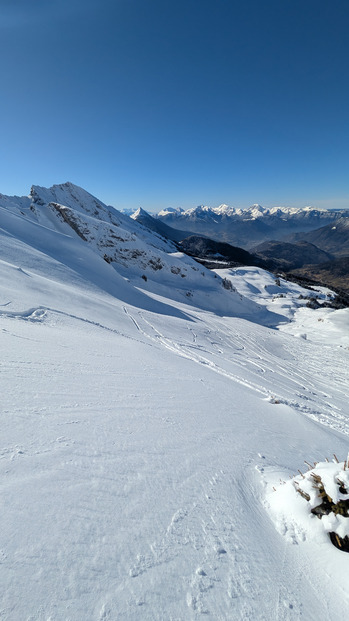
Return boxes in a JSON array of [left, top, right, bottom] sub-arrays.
[[1, 0, 348, 212]]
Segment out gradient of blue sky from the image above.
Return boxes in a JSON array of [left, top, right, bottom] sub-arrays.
[[1, 0, 348, 211]]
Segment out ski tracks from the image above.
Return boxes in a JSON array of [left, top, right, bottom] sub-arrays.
[[1, 303, 149, 347], [123, 307, 349, 437], [123, 308, 269, 397]]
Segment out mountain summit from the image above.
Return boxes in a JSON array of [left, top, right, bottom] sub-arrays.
[[0, 182, 277, 321]]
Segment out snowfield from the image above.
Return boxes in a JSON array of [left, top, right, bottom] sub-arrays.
[[1, 184, 348, 620]]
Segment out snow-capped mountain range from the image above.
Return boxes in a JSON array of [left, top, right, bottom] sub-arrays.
[[155, 203, 348, 249], [1, 182, 349, 620], [158, 202, 345, 219]]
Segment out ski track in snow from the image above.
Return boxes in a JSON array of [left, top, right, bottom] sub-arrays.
[[2, 299, 347, 442], [4, 299, 347, 438], [0, 304, 151, 348], [123, 306, 349, 438]]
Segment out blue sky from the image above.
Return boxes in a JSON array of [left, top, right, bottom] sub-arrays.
[[1, 0, 348, 211]]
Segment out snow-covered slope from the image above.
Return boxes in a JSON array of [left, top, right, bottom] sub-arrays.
[[1, 183, 349, 620], [0, 183, 278, 321], [218, 266, 349, 347]]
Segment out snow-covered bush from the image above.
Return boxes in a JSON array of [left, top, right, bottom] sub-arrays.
[[268, 456, 349, 552]]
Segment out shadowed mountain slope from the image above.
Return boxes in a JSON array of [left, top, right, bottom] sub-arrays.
[[286, 217, 349, 257], [131, 207, 193, 242], [251, 240, 333, 270]]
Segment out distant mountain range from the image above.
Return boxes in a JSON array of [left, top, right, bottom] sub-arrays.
[[132, 208, 266, 268], [154, 204, 349, 249], [131, 205, 349, 295]]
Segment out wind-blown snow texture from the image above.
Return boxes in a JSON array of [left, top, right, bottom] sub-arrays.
[[1, 183, 348, 620]]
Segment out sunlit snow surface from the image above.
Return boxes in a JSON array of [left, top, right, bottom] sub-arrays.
[[1, 185, 349, 620], [219, 266, 349, 347]]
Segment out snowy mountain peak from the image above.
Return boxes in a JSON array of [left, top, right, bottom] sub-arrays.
[[247, 204, 266, 218], [212, 204, 236, 215], [1, 181, 274, 318], [30, 182, 108, 214], [185, 205, 216, 217], [157, 207, 184, 217], [131, 207, 149, 220], [303, 205, 326, 212]]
